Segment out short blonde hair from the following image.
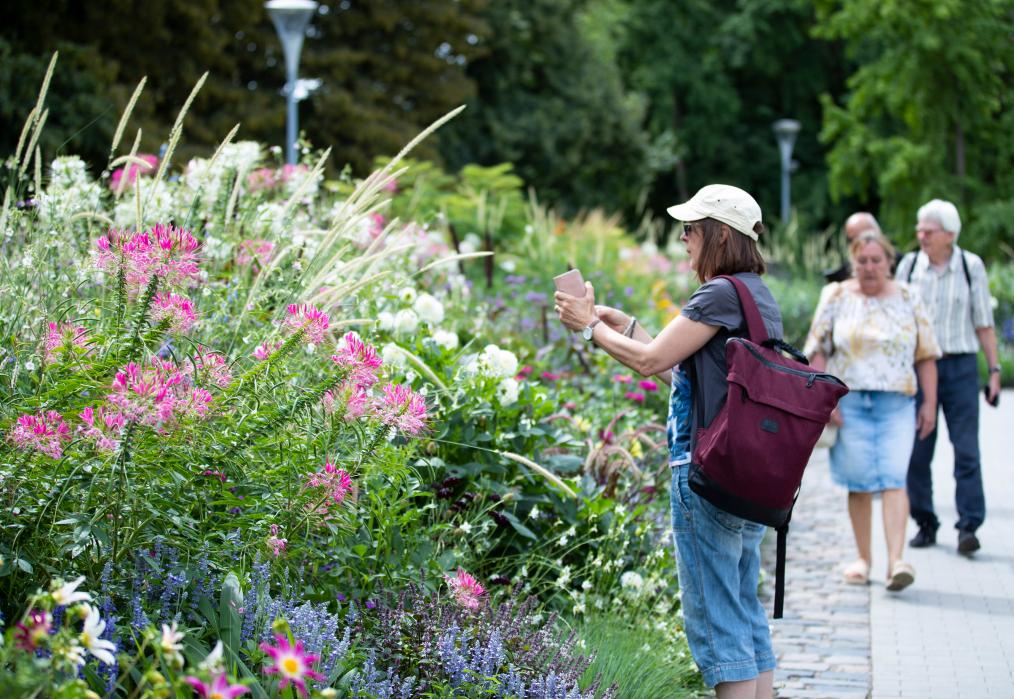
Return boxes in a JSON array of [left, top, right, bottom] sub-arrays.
[[849, 230, 896, 264]]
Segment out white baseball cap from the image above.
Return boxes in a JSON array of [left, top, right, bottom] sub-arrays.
[[667, 184, 763, 241]]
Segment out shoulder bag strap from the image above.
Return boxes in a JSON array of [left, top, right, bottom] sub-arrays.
[[902, 251, 918, 283], [713, 275, 769, 343]]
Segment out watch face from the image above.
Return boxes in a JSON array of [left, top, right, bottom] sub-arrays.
[[582, 325, 593, 341]]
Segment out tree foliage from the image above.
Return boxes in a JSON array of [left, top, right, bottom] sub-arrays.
[[814, 0, 1014, 255]]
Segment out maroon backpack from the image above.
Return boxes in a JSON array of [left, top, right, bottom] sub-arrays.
[[688, 275, 849, 618]]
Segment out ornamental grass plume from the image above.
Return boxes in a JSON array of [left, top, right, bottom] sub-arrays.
[[445, 568, 486, 612], [151, 292, 197, 334], [109, 153, 157, 191], [7, 410, 71, 459], [285, 303, 330, 345], [260, 633, 325, 697], [43, 321, 89, 365], [377, 383, 427, 436]]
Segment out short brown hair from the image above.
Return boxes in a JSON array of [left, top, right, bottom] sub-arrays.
[[848, 230, 896, 265], [693, 218, 766, 283]]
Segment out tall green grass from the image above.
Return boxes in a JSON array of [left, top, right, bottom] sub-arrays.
[[578, 615, 707, 699]]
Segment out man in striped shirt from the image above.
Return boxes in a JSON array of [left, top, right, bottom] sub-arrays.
[[897, 199, 1001, 556]]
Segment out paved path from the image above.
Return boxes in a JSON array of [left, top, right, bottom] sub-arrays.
[[761, 389, 1014, 699]]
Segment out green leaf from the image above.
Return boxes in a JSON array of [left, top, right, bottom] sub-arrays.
[[500, 511, 537, 540]]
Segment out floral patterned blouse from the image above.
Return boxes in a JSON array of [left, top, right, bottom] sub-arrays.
[[804, 282, 941, 396]]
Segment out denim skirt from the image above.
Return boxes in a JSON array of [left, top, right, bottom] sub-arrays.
[[829, 390, 915, 492], [670, 464, 775, 688]]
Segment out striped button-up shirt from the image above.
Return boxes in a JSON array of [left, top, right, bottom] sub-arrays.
[[896, 247, 994, 355]]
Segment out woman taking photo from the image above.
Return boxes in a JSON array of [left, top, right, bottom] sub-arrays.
[[555, 185, 781, 699], [804, 230, 939, 591]]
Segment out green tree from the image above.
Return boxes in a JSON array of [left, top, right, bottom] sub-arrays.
[[613, 0, 849, 236], [438, 0, 652, 218], [814, 0, 1014, 256]]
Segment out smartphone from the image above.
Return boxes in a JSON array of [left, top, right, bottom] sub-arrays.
[[553, 269, 586, 297], [983, 385, 1000, 408]]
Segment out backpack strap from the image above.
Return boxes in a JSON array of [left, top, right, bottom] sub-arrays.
[[714, 275, 769, 343], [774, 524, 788, 619], [902, 251, 918, 283]]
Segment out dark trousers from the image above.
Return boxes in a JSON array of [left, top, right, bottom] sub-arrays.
[[907, 353, 985, 533]]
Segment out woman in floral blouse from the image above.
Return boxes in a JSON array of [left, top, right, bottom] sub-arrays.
[[805, 230, 940, 591]]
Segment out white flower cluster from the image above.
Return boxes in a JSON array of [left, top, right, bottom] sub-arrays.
[[36, 157, 103, 232], [478, 344, 518, 378], [620, 570, 644, 591]]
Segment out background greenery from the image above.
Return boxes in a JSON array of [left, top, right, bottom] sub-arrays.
[[1, 0, 1012, 260]]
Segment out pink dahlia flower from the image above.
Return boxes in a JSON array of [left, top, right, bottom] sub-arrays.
[[185, 673, 249, 699], [446, 568, 485, 612], [259, 633, 324, 697]]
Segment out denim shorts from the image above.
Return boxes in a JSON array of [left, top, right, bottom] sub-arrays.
[[829, 390, 915, 492], [670, 464, 775, 688]]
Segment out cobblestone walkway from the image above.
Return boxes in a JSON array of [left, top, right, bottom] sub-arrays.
[[760, 449, 872, 698], [758, 389, 1014, 699]]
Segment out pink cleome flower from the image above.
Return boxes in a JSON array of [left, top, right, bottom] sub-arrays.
[[637, 379, 658, 392], [236, 239, 275, 268], [192, 348, 233, 389], [612, 374, 633, 384], [285, 304, 330, 345], [266, 524, 287, 557], [43, 321, 89, 365], [110, 153, 158, 192], [259, 633, 324, 697], [14, 609, 52, 651], [107, 359, 212, 430], [624, 391, 646, 403], [252, 341, 281, 361], [95, 224, 201, 292], [280, 163, 309, 183], [7, 411, 71, 459], [78, 406, 127, 453], [321, 383, 370, 421], [306, 460, 354, 509], [377, 383, 428, 436], [151, 292, 198, 334], [445, 568, 486, 612], [246, 168, 279, 192], [331, 332, 383, 389], [185, 673, 249, 699]]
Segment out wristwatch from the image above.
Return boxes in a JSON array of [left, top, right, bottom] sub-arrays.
[[989, 366, 1002, 375], [582, 319, 602, 342], [623, 316, 637, 338]]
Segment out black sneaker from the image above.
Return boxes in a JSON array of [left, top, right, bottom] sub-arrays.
[[909, 526, 937, 548], [957, 529, 981, 556]]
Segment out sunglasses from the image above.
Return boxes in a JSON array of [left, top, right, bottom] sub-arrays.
[[682, 223, 695, 237]]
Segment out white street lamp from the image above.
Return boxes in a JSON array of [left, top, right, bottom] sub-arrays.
[[772, 119, 801, 224], [265, 0, 318, 165]]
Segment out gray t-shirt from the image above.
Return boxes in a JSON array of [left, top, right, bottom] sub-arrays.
[[680, 273, 783, 443]]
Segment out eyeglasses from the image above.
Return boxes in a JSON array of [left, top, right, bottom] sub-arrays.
[[915, 226, 945, 235], [682, 223, 695, 237]]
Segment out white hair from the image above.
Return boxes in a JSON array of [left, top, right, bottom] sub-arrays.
[[917, 199, 962, 239]]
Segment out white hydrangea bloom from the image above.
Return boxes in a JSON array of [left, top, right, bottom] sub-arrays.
[[393, 309, 418, 335], [496, 377, 519, 406], [381, 343, 408, 368], [413, 293, 444, 324], [620, 571, 644, 590], [459, 233, 482, 255], [432, 329, 459, 350], [481, 344, 518, 378]]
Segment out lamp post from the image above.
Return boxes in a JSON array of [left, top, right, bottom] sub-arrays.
[[265, 0, 318, 165], [772, 119, 801, 224]]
